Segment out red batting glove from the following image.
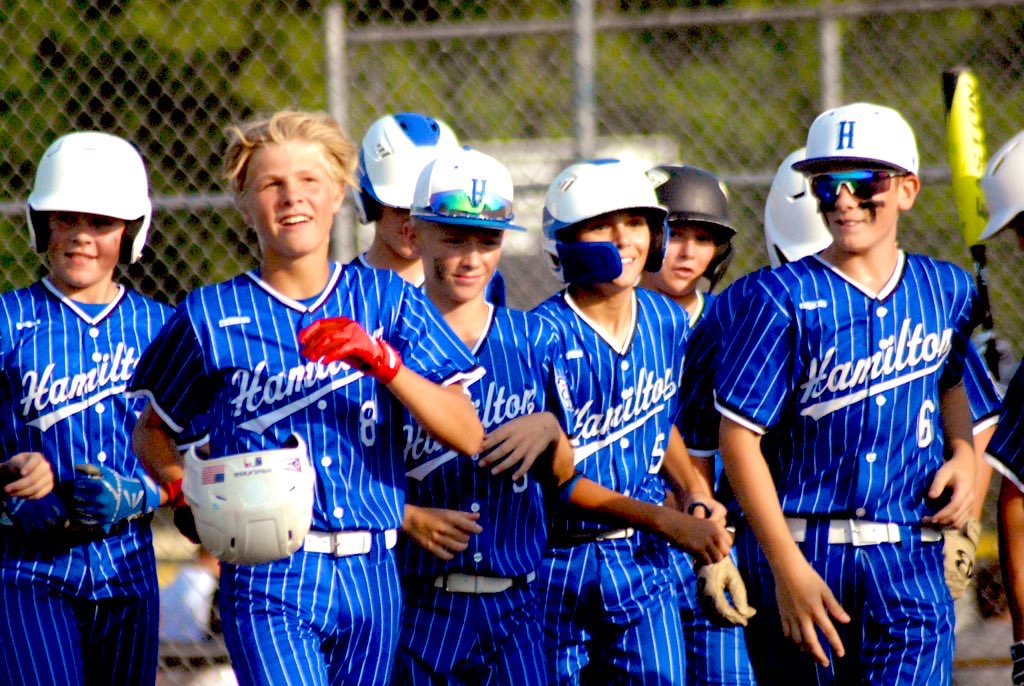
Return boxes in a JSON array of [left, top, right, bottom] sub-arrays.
[[298, 317, 403, 384]]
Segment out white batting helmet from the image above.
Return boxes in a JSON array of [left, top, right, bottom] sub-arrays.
[[980, 130, 1024, 241], [27, 131, 153, 264], [764, 148, 833, 268], [354, 112, 461, 224], [183, 435, 316, 565], [542, 158, 668, 284]]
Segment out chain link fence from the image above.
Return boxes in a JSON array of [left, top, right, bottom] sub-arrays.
[[2, 1, 1022, 681]]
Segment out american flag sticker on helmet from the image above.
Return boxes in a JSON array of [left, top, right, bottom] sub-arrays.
[[202, 464, 225, 485]]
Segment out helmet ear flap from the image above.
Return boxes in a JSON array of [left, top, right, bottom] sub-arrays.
[[705, 243, 734, 292], [120, 217, 149, 264], [643, 216, 668, 273], [27, 208, 49, 253], [354, 188, 382, 224]]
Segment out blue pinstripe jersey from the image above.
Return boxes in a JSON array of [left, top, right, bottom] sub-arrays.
[[677, 269, 766, 456], [714, 252, 976, 523], [963, 340, 1002, 430], [681, 267, 999, 456], [985, 362, 1024, 490], [532, 288, 689, 534], [350, 252, 507, 306], [128, 263, 481, 532], [399, 306, 573, 579], [0, 278, 168, 526]]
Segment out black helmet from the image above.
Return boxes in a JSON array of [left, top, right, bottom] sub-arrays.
[[649, 165, 735, 291]]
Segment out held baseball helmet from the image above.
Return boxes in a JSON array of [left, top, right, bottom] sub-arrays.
[[980, 130, 1024, 241], [183, 434, 316, 565], [354, 112, 460, 224], [764, 148, 833, 268], [792, 102, 919, 176], [27, 132, 153, 264], [648, 165, 735, 291], [542, 158, 668, 284]]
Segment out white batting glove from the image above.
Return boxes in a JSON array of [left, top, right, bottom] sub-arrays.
[[942, 518, 980, 600], [696, 556, 757, 626]]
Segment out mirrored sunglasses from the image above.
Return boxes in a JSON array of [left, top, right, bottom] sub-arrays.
[[810, 170, 903, 210], [428, 189, 514, 221]]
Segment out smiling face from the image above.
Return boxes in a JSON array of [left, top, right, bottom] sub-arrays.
[[236, 140, 345, 266], [412, 219, 503, 309], [642, 222, 717, 299], [814, 168, 919, 258], [46, 211, 125, 302], [570, 210, 651, 290]]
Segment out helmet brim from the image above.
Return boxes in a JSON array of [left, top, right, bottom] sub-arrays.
[[791, 156, 912, 176]]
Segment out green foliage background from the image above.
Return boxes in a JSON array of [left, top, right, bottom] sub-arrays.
[[1, 1, 1022, 355]]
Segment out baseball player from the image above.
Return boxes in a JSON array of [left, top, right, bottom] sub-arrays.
[[393, 147, 573, 684], [352, 112, 506, 305], [642, 164, 758, 686], [0, 131, 168, 685], [715, 103, 979, 684], [128, 110, 484, 686], [533, 158, 731, 684], [975, 129, 1024, 684]]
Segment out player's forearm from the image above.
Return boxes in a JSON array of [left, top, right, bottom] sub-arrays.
[[566, 477, 673, 532], [940, 382, 975, 458], [999, 478, 1024, 640], [719, 416, 803, 572], [972, 423, 996, 521], [660, 426, 713, 500], [132, 403, 185, 500], [388, 369, 484, 456]]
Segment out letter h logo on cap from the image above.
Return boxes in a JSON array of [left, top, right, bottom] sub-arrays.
[[836, 121, 856, 151]]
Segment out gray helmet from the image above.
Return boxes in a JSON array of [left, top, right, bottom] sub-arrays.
[[648, 165, 735, 291]]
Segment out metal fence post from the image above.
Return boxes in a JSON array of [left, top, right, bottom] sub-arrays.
[[818, 0, 842, 111], [324, 2, 357, 263], [572, 0, 596, 161]]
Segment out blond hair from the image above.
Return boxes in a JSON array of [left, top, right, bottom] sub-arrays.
[[223, 110, 357, 195]]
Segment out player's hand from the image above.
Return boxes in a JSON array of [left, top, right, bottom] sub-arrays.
[[922, 454, 975, 530], [402, 505, 482, 561], [661, 509, 731, 565], [70, 464, 161, 528], [478, 412, 560, 480], [696, 556, 757, 626], [298, 317, 403, 384], [1, 452, 55, 500], [0, 492, 70, 534], [680, 493, 728, 525], [172, 504, 202, 545], [942, 518, 981, 600], [773, 552, 850, 668]]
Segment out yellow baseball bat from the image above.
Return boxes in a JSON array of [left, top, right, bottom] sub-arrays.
[[943, 67, 999, 378]]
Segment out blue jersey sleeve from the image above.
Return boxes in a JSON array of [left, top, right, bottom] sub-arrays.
[[713, 278, 796, 433], [386, 280, 482, 388], [963, 341, 1002, 429], [987, 361, 1024, 491], [127, 305, 212, 434]]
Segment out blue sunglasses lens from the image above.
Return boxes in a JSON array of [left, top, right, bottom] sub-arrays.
[[428, 189, 513, 221], [811, 170, 898, 209]]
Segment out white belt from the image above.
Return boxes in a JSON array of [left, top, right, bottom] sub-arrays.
[[303, 529, 398, 557], [786, 518, 943, 546], [594, 527, 634, 541], [433, 571, 537, 594]]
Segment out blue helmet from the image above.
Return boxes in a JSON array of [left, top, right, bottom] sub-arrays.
[[542, 159, 667, 284], [354, 112, 460, 224]]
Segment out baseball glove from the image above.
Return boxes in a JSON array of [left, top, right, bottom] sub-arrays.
[[942, 518, 981, 600], [696, 556, 757, 626]]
